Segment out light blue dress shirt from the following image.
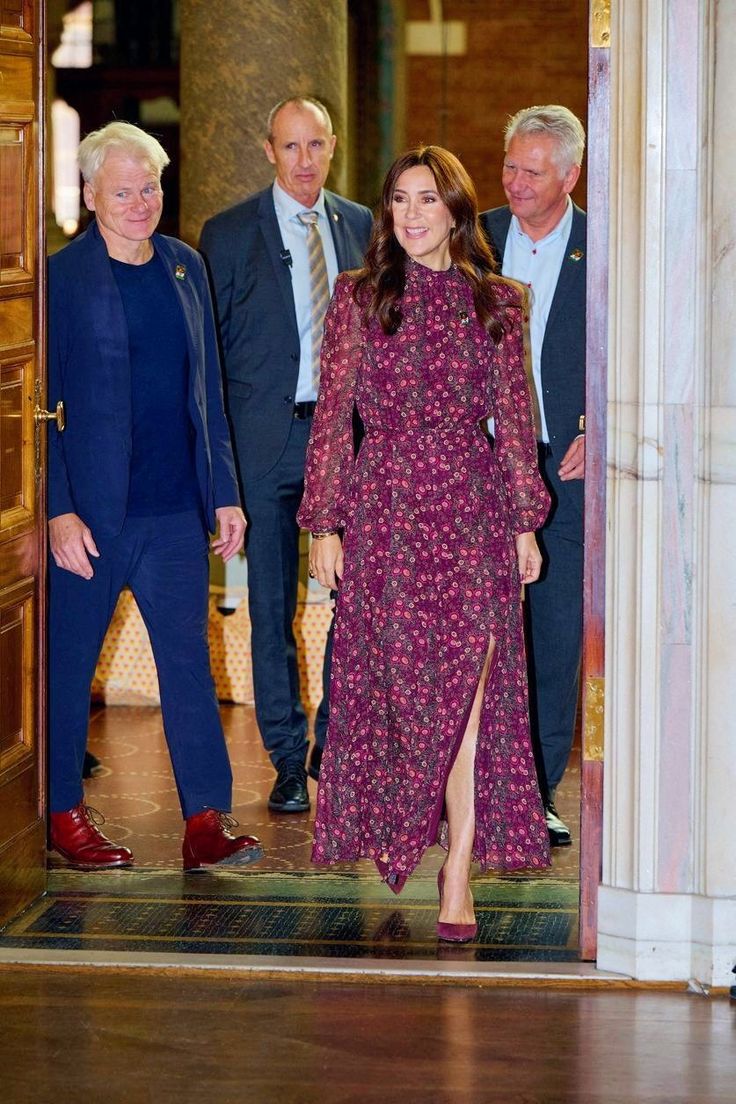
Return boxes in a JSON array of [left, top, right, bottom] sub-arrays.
[[501, 198, 573, 443], [272, 181, 339, 403]]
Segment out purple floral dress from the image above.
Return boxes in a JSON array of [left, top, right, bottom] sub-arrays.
[[298, 260, 551, 889]]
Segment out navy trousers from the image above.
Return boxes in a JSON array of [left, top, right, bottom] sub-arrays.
[[525, 448, 584, 797], [49, 510, 233, 817], [242, 416, 330, 769]]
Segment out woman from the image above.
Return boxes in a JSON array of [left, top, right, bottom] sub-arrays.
[[297, 146, 550, 941]]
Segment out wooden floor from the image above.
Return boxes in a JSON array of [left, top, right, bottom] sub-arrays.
[[0, 965, 733, 1103]]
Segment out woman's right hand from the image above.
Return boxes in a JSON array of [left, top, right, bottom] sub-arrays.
[[515, 530, 543, 584], [309, 533, 344, 591]]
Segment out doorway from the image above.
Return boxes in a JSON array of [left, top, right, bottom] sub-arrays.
[[0, 0, 607, 969]]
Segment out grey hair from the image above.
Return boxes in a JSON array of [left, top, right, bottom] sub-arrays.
[[78, 121, 170, 184], [504, 105, 586, 173], [266, 96, 333, 142]]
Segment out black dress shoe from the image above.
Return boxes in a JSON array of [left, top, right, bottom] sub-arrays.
[[307, 743, 323, 782], [268, 762, 310, 813], [82, 751, 102, 779], [545, 801, 572, 847]]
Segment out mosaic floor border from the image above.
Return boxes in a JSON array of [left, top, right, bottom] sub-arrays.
[[1, 869, 580, 963]]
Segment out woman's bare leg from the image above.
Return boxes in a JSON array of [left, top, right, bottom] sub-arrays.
[[439, 639, 495, 924]]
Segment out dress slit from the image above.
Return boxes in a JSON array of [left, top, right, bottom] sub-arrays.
[[380, 632, 498, 893], [426, 633, 497, 860]]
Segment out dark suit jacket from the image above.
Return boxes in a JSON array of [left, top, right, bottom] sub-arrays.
[[480, 203, 586, 522], [199, 187, 373, 480], [47, 221, 240, 536]]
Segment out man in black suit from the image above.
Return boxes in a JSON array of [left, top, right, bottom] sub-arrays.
[[480, 105, 586, 847], [200, 97, 372, 814]]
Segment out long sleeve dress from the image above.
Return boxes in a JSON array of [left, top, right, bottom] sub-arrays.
[[298, 259, 551, 890]]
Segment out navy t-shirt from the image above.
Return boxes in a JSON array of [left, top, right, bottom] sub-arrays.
[[110, 251, 201, 517]]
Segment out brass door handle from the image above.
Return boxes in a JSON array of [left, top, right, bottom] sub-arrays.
[[34, 400, 66, 432]]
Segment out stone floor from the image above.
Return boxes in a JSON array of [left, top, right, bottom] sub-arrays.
[[65, 703, 581, 878]]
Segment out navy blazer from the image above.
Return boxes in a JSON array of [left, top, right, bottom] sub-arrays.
[[47, 221, 240, 536], [480, 203, 586, 519], [200, 187, 373, 480]]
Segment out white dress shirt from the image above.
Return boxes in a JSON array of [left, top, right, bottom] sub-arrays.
[[501, 198, 573, 443], [272, 181, 339, 403]]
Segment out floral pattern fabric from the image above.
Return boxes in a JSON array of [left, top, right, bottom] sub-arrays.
[[298, 260, 552, 886]]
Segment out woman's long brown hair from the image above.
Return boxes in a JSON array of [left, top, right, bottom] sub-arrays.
[[354, 145, 512, 340]]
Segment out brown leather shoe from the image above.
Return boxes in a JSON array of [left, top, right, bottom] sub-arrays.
[[50, 804, 134, 870], [183, 809, 262, 872]]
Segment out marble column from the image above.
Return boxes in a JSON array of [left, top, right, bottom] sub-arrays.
[[179, 0, 348, 246], [179, 0, 350, 600], [598, 0, 736, 986]]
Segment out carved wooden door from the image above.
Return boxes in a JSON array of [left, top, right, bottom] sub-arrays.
[[0, 0, 46, 928]]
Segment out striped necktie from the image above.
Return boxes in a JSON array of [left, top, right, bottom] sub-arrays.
[[297, 210, 330, 391]]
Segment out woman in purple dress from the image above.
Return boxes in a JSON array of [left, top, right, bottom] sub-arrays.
[[298, 146, 551, 942]]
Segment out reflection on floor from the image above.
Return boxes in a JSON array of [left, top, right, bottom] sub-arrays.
[[3, 969, 733, 1104], [3, 705, 581, 962]]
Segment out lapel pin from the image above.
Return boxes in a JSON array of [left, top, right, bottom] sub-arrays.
[[568, 249, 584, 262], [175, 264, 187, 280], [332, 212, 340, 222]]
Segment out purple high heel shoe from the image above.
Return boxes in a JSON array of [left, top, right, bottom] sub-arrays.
[[436, 867, 478, 944]]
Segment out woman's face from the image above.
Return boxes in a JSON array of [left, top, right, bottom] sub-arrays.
[[391, 165, 454, 271]]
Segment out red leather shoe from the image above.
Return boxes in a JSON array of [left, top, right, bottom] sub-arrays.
[[49, 804, 134, 870], [183, 809, 262, 872], [436, 866, 478, 943]]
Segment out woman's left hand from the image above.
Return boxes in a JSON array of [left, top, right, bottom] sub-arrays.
[[515, 531, 543, 584]]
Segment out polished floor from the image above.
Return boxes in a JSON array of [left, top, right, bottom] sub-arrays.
[[0, 966, 733, 1103], [2, 709, 733, 1103], [2, 704, 581, 963]]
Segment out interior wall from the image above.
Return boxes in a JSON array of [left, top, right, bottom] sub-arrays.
[[597, 0, 736, 986], [404, 0, 589, 210]]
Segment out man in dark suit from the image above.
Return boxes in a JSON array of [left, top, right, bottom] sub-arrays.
[[200, 97, 372, 814], [48, 122, 261, 872], [480, 105, 586, 847]]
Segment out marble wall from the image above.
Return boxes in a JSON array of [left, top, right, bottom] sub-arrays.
[[598, 0, 736, 986]]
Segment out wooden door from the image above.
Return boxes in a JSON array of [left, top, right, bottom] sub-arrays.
[[0, 0, 46, 928]]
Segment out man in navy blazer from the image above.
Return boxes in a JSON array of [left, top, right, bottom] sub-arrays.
[[480, 105, 586, 847], [200, 97, 372, 814], [47, 122, 261, 872]]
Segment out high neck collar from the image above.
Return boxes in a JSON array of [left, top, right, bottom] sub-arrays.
[[405, 257, 456, 281]]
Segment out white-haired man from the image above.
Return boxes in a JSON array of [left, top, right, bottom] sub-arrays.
[[47, 121, 261, 872], [481, 105, 587, 847]]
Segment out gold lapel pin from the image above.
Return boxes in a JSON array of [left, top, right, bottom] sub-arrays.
[[568, 249, 584, 262], [175, 264, 187, 280]]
